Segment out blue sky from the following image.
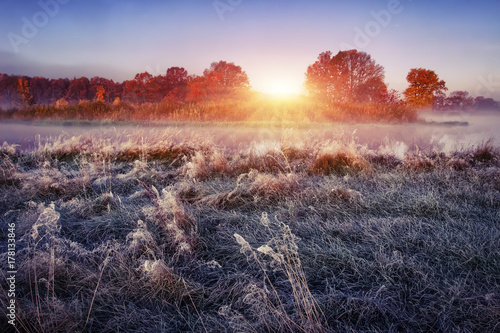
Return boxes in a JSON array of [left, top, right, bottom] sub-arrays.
[[1, 0, 499, 98]]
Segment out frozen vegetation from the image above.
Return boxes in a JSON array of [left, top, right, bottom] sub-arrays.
[[0, 126, 499, 332]]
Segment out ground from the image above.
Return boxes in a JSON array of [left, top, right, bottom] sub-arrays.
[[0, 123, 499, 332]]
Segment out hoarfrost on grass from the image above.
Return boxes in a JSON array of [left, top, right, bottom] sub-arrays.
[[30, 203, 61, 240]]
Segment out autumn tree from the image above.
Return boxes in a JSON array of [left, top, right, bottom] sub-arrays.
[[135, 67, 190, 102], [202, 61, 250, 99], [90, 77, 122, 103], [122, 72, 154, 103], [48, 78, 70, 104], [65, 77, 91, 103], [305, 49, 387, 103], [95, 85, 106, 102], [0, 74, 21, 108], [433, 90, 474, 111], [162, 67, 188, 101], [404, 68, 447, 108], [474, 96, 499, 110], [18, 78, 35, 107], [30, 77, 51, 105], [186, 76, 207, 102]]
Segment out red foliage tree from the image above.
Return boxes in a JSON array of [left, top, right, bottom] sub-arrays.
[[65, 77, 91, 103], [122, 72, 154, 103], [31, 77, 51, 105], [186, 76, 207, 103], [306, 50, 387, 103], [0, 74, 21, 108], [202, 61, 250, 99], [162, 67, 188, 101], [49, 78, 70, 104]]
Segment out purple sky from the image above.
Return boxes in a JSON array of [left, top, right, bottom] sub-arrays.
[[1, 0, 499, 98]]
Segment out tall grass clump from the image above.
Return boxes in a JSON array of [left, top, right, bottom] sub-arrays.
[[231, 213, 327, 332], [181, 149, 230, 180], [310, 142, 372, 175], [138, 182, 197, 257]]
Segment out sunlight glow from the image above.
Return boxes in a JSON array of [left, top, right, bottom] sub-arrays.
[[258, 78, 302, 97]]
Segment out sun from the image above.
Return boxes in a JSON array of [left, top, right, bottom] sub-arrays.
[[257, 78, 303, 98]]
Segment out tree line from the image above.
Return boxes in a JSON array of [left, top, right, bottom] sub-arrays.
[[1, 50, 498, 121], [0, 61, 250, 109]]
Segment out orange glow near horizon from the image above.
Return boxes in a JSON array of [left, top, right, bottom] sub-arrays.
[[259, 81, 299, 96], [252, 71, 304, 97]]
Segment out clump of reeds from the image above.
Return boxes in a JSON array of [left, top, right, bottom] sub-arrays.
[[403, 152, 436, 171], [248, 172, 301, 202], [310, 142, 372, 175], [197, 170, 301, 209], [470, 139, 498, 165]]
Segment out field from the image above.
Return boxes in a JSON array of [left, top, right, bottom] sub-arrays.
[[1, 119, 500, 332]]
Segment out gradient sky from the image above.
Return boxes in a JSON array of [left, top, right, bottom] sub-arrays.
[[1, 0, 499, 98]]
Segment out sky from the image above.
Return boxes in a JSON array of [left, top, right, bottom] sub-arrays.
[[0, 0, 499, 98]]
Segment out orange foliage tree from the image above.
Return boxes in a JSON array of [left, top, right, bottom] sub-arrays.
[[95, 85, 106, 102], [404, 68, 447, 108], [17, 78, 35, 106]]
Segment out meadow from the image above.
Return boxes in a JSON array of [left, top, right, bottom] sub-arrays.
[[0, 120, 499, 332]]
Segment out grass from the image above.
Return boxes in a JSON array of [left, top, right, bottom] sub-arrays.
[[0, 128, 499, 332], [0, 94, 417, 124]]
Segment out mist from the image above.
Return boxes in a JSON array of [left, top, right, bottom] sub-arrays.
[[1, 111, 499, 153]]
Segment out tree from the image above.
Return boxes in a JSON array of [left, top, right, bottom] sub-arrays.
[[90, 77, 122, 103], [202, 61, 250, 98], [55, 98, 69, 108], [305, 51, 336, 100], [305, 49, 387, 103], [49, 78, 70, 104], [434, 90, 474, 111], [474, 96, 499, 111], [163, 67, 188, 101], [0, 74, 21, 108], [186, 76, 207, 103], [65, 77, 91, 103], [95, 85, 106, 102], [122, 72, 157, 103], [18, 78, 35, 107], [404, 68, 447, 108], [31, 77, 51, 105]]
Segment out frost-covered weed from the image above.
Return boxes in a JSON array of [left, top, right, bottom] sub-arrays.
[[182, 151, 208, 180], [1, 141, 19, 156], [126, 220, 158, 257], [30, 203, 61, 240], [233, 213, 326, 332], [138, 184, 196, 256]]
